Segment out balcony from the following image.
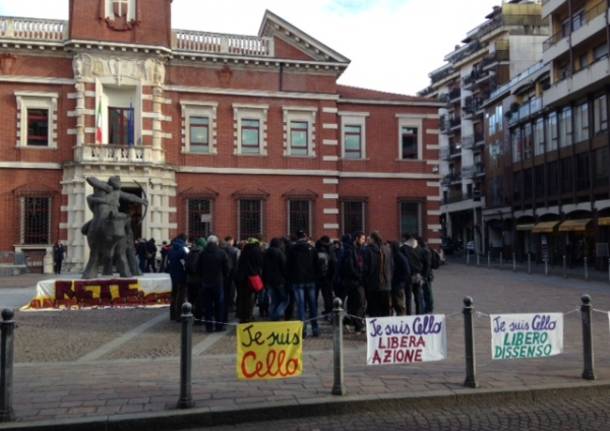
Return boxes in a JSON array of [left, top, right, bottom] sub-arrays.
[[0, 16, 67, 43], [544, 56, 610, 106], [440, 146, 450, 160], [172, 30, 274, 57], [461, 165, 475, 179], [449, 117, 461, 131], [542, 0, 568, 19], [440, 115, 451, 134], [474, 162, 486, 177], [462, 135, 475, 150], [571, 1, 608, 47], [448, 88, 461, 103], [75, 144, 165, 164]]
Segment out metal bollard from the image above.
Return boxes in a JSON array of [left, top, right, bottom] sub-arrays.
[[580, 295, 595, 380], [466, 251, 470, 265], [512, 253, 517, 272], [584, 257, 589, 281], [476, 253, 480, 266], [544, 258, 549, 276], [331, 298, 346, 396], [487, 251, 491, 268], [177, 302, 194, 409], [563, 255, 567, 278], [527, 253, 532, 274], [0, 310, 15, 422], [463, 297, 477, 388]]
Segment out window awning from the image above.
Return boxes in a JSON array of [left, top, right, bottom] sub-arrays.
[[532, 221, 560, 233], [558, 219, 591, 232], [598, 217, 610, 226], [516, 224, 535, 231]]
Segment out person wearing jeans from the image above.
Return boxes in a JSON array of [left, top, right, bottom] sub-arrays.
[[198, 235, 229, 332], [286, 231, 320, 337], [292, 283, 318, 336], [263, 238, 288, 321]]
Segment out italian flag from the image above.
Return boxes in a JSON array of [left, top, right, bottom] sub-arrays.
[[95, 99, 103, 144]]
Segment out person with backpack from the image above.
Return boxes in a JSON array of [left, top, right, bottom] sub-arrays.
[[286, 231, 320, 337], [198, 235, 230, 332], [363, 231, 393, 318], [390, 241, 409, 316], [186, 238, 206, 321], [262, 238, 288, 321], [315, 236, 336, 317], [400, 234, 425, 315]]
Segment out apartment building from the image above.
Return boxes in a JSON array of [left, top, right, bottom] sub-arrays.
[[421, 0, 548, 253], [483, 0, 610, 268], [0, 0, 442, 273]]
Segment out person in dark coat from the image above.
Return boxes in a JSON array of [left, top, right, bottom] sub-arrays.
[[286, 231, 320, 337], [363, 231, 393, 318], [390, 241, 409, 316], [263, 238, 288, 321], [222, 236, 240, 317], [185, 238, 205, 321], [401, 234, 425, 315], [145, 239, 157, 273], [52, 241, 66, 274], [167, 234, 189, 321], [417, 237, 435, 314], [341, 232, 366, 332], [198, 235, 229, 332], [235, 238, 264, 323], [315, 236, 336, 316]]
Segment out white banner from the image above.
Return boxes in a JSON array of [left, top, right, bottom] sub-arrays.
[[490, 313, 563, 360], [366, 315, 447, 366]]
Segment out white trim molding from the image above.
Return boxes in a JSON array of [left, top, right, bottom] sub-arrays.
[[15, 91, 59, 150], [181, 101, 218, 155], [323, 193, 339, 199], [339, 112, 369, 160], [233, 103, 269, 156], [397, 117, 423, 161], [282, 107, 317, 157], [323, 208, 339, 215]]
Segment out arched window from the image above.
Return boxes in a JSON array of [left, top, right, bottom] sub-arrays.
[[112, 0, 129, 17], [106, 0, 135, 21]]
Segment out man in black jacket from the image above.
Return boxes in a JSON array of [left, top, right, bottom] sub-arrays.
[[263, 238, 288, 321], [315, 236, 336, 317], [363, 231, 393, 318], [341, 232, 366, 332], [418, 237, 434, 314], [198, 235, 230, 332], [400, 234, 425, 315], [286, 231, 320, 337]]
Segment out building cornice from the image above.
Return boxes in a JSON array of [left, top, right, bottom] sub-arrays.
[[338, 98, 444, 108], [165, 85, 339, 101]]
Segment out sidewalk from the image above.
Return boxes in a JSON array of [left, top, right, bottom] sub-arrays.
[[0, 273, 52, 289], [3, 264, 610, 430]]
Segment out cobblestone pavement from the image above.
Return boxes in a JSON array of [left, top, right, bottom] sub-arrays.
[[199, 390, 610, 431], [6, 263, 610, 423]]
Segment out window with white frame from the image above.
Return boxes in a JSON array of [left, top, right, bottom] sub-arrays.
[[288, 200, 312, 236], [21, 196, 51, 245], [181, 102, 217, 154], [106, 0, 136, 20], [340, 113, 368, 160], [233, 104, 268, 156], [397, 117, 422, 160], [15, 92, 57, 149], [283, 108, 316, 157]]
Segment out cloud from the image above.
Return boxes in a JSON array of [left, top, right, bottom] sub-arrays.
[[0, 0, 500, 94]]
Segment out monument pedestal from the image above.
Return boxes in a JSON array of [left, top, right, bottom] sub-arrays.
[[23, 273, 172, 310]]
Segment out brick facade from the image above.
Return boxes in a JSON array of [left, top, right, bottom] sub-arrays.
[[0, 1, 441, 272]]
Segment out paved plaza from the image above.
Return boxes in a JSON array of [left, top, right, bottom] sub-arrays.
[[2, 264, 610, 428]]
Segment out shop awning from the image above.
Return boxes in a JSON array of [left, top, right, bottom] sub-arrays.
[[516, 224, 535, 231], [598, 217, 610, 226], [532, 221, 560, 233], [558, 218, 591, 232]]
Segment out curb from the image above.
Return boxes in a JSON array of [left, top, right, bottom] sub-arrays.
[[2, 381, 610, 431]]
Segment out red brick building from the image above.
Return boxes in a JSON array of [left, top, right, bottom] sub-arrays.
[[0, 0, 441, 272]]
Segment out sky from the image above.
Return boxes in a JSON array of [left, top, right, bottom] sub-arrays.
[[0, 0, 502, 95]]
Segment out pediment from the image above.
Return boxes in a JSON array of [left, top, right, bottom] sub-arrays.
[[259, 10, 350, 65]]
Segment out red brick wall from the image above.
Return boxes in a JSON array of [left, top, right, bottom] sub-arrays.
[[273, 37, 315, 61], [69, 0, 172, 48]]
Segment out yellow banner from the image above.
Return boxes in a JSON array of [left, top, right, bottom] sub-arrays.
[[236, 321, 304, 380]]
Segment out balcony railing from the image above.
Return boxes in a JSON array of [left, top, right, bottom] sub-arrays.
[[0, 16, 67, 42], [543, 0, 606, 50], [75, 144, 164, 164], [462, 166, 475, 179], [462, 135, 475, 150], [173, 29, 274, 57]]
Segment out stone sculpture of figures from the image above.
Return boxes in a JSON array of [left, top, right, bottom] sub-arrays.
[[81, 176, 148, 279]]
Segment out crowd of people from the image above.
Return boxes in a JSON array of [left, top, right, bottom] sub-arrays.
[[163, 230, 441, 336]]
